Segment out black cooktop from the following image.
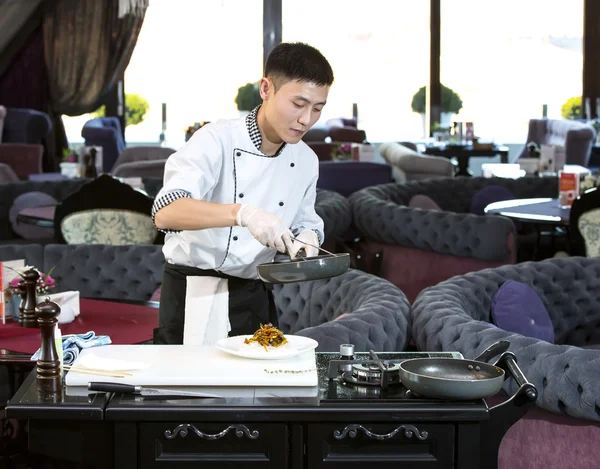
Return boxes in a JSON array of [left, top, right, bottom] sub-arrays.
[[317, 351, 461, 402]]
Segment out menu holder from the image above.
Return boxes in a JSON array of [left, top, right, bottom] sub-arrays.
[[559, 171, 580, 208]]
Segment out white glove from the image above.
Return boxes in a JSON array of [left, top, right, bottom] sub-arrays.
[[236, 204, 293, 253], [288, 229, 320, 259]]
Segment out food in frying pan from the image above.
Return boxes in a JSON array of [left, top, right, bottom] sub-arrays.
[[244, 323, 288, 351]]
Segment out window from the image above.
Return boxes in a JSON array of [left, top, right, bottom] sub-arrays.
[[283, 0, 430, 142], [440, 0, 583, 144], [63, 0, 263, 148]]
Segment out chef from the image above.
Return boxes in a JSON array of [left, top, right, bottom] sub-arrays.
[[152, 42, 334, 345]]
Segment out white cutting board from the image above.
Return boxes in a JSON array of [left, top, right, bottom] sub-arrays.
[[64, 345, 318, 387]]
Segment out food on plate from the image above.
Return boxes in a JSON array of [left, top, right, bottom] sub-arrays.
[[244, 323, 288, 351]]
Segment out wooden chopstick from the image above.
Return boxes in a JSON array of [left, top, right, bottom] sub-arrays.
[[63, 365, 133, 378]]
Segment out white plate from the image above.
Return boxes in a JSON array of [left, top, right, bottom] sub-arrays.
[[215, 335, 318, 360]]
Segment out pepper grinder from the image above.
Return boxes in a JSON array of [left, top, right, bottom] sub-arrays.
[[20, 269, 39, 328], [35, 298, 62, 393]]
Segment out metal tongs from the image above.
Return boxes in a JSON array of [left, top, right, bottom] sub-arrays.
[[289, 236, 337, 261]]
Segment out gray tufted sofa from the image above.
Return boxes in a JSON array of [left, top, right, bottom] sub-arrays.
[[274, 268, 410, 352], [0, 244, 164, 301], [314, 188, 352, 249], [349, 177, 558, 301], [411, 257, 600, 469], [412, 257, 600, 420]]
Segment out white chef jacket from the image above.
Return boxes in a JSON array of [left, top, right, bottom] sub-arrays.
[[152, 109, 324, 280]]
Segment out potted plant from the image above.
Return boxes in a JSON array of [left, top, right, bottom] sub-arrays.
[[561, 96, 581, 120], [235, 81, 262, 114], [411, 84, 463, 136], [60, 148, 80, 178]]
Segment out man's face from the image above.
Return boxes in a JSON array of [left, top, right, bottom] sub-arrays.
[[260, 77, 329, 144]]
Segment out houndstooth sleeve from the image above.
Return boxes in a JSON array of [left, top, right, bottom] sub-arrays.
[[151, 190, 192, 233]]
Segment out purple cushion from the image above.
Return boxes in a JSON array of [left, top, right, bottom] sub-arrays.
[[9, 191, 57, 240], [470, 185, 515, 215], [491, 280, 554, 343], [408, 194, 441, 211]]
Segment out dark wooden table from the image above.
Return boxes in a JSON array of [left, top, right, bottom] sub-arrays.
[[6, 351, 536, 469], [424, 144, 510, 177], [484, 198, 570, 226]]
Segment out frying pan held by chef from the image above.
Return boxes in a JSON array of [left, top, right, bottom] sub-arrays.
[[257, 236, 350, 284], [399, 340, 538, 403]]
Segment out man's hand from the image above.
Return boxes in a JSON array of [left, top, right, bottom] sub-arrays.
[[236, 205, 293, 253], [288, 230, 319, 259]]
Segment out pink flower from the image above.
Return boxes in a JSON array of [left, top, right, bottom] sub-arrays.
[[44, 275, 55, 286], [9, 277, 21, 288]]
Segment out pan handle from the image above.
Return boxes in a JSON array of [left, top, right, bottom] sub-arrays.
[[495, 351, 538, 402], [473, 340, 510, 363]]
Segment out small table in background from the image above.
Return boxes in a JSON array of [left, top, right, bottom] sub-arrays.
[[485, 198, 571, 259], [424, 144, 509, 177], [484, 198, 570, 225], [16, 205, 56, 228]]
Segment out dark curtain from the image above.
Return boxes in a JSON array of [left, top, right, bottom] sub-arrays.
[[43, 0, 147, 115], [42, 0, 147, 168], [0, 25, 47, 111], [0, 24, 60, 172]]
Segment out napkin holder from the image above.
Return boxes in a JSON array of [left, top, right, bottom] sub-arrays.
[[41, 291, 80, 324]]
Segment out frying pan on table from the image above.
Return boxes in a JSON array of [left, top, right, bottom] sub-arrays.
[[257, 237, 350, 284], [399, 340, 538, 401]]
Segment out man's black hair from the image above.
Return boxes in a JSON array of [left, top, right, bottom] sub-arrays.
[[265, 42, 334, 89]]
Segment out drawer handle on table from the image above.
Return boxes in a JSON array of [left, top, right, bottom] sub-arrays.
[[164, 424, 259, 440], [333, 424, 428, 441]]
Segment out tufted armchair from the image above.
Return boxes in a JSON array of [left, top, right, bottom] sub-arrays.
[[314, 189, 352, 249], [1, 107, 52, 144], [274, 268, 410, 352], [81, 117, 126, 172], [411, 257, 600, 469], [379, 142, 454, 182], [516, 119, 596, 167], [349, 177, 558, 301], [411, 257, 600, 420]]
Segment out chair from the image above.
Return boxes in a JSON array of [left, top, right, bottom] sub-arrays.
[[81, 117, 126, 172], [379, 142, 454, 181], [274, 268, 410, 352], [0, 143, 43, 179], [110, 146, 175, 172], [1, 108, 52, 144], [0, 163, 19, 183], [112, 159, 167, 179], [516, 119, 596, 167], [569, 187, 600, 256], [349, 177, 558, 301], [302, 126, 330, 142], [328, 126, 366, 143], [317, 161, 393, 197], [314, 188, 352, 252], [411, 257, 600, 469], [306, 142, 335, 161], [53, 174, 159, 245]]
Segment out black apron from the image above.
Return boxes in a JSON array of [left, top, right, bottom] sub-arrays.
[[153, 263, 277, 345]]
